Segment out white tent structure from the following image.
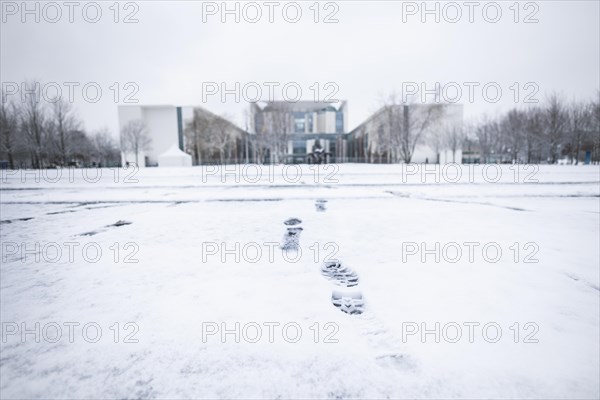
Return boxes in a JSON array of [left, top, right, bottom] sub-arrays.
[[157, 143, 192, 167]]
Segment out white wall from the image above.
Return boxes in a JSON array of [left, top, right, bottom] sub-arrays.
[[411, 145, 438, 164], [142, 107, 179, 166], [409, 147, 462, 164], [118, 105, 180, 167], [316, 110, 336, 133]]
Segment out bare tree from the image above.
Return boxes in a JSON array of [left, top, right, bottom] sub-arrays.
[[0, 93, 20, 169], [92, 128, 120, 166], [444, 124, 464, 163], [185, 109, 241, 164], [249, 105, 269, 164], [242, 108, 251, 163], [523, 106, 543, 163], [51, 99, 81, 165], [566, 101, 594, 164], [400, 104, 444, 163], [379, 102, 402, 162], [206, 114, 235, 164], [501, 109, 526, 163], [379, 93, 444, 163], [474, 115, 499, 163], [20, 81, 47, 168], [373, 123, 388, 163], [259, 120, 280, 164], [426, 123, 445, 164], [120, 119, 151, 165], [185, 109, 212, 165], [592, 93, 600, 163], [68, 129, 95, 165], [266, 102, 293, 163], [543, 94, 568, 163]]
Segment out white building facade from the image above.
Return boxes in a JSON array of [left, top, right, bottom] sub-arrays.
[[118, 105, 194, 167]]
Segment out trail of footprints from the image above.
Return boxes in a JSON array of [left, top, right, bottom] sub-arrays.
[[280, 204, 413, 368], [281, 199, 365, 315]]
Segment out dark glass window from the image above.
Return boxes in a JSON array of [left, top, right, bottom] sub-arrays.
[[293, 112, 305, 133], [293, 140, 306, 154], [336, 112, 344, 133]]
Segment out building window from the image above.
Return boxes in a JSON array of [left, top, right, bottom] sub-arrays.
[[294, 112, 305, 133], [336, 112, 344, 133], [293, 140, 306, 155]]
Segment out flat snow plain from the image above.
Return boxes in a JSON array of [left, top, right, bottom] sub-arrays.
[[1, 164, 599, 399]]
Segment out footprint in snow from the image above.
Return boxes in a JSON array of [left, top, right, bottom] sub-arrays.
[[331, 289, 364, 315], [321, 261, 359, 287], [281, 218, 303, 250], [315, 199, 327, 212]]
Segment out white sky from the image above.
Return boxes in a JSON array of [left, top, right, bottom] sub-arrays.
[[1, 0, 599, 138]]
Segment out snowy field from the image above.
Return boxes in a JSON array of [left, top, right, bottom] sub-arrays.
[[1, 164, 599, 399]]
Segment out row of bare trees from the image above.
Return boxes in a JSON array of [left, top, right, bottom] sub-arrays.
[[468, 95, 600, 164], [0, 87, 120, 169], [184, 108, 246, 164], [4, 84, 597, 167], [198, 102, 301, 165], [368, 93, 600, 164]]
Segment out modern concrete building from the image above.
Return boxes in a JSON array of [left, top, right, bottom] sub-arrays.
[[118, 105, 193, 167], [347, 103, 464, 163], [251, 101, 348, 163], [119, 101, 463, 166]]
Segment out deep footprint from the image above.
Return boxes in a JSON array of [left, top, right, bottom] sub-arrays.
[[284, 218, 302, 226], [331, 290, 364, 314], [315, 199, 327, 212], [321, 261, 359, 287], [282, 226, 303, 250]]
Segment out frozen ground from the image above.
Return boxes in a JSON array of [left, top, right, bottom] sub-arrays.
[[1, 164, 599, 399]]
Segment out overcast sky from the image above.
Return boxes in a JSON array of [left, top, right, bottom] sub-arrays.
[[2, 0, 599, 137]]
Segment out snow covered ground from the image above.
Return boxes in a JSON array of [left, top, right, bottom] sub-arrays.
[[1, 164, 599, 399]]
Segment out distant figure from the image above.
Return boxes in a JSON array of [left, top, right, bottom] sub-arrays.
[[125, 161, 130, 168], [425, 158, 429, 164], [308, 139, 330, 164]]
